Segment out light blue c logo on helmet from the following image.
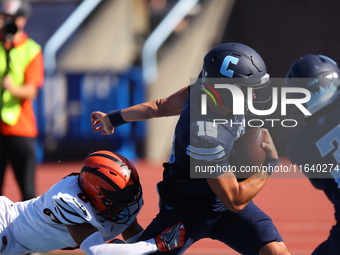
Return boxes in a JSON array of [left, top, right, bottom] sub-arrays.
[[220, 55, 239, 77]]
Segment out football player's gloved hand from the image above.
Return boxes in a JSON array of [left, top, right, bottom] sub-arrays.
[[155, 222, 185, 252]]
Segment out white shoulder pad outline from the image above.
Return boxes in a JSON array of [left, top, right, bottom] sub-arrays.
[[51, 193, 93, 225]]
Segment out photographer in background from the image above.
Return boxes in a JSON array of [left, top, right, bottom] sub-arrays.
[[0, 0, 44, 201]]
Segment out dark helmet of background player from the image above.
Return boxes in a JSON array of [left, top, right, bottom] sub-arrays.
[[198, 42, 271, 111], [285, 54, 340, 117], [0, 0, 31, 17]]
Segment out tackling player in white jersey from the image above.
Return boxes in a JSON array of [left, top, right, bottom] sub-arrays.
[[0, 150, 185, 255]]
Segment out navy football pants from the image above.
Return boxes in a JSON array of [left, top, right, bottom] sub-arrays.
[[139, 191, 283, 255]]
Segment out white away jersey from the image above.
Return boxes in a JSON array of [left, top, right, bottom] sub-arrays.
[[7, 174, 142, 253]]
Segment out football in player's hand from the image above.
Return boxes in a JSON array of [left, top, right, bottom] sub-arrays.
[[229, 127, 267, 181]]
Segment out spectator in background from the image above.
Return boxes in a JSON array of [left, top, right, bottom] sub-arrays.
[[0, 0, 44, 200]]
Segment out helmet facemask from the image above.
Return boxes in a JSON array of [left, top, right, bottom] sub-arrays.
[[243, 81, 272, 116], [99, 189, 142, 224]]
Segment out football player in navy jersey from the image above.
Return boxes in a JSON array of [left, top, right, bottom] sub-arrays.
[[0, 150, 185, 255], [91, 43, 291, 255], [285, 54, 340, 255]]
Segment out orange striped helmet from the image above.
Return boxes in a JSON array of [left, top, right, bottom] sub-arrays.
[[79, 151, 142, 223]]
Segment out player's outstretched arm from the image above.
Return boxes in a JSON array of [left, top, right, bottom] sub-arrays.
[[90, 86, 189, 135], [67, 222, 185, 255], [122, 218, 144, 243], [207, 129, 278, 213]]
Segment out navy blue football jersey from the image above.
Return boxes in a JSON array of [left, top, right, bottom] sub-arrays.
[[286, 99, 340, 205], [160, 84, 245, 210]]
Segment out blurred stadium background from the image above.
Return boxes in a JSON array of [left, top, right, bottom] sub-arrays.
[[24, 0, 340, 162], [4, 0, 339, 254], [26, 0, 340, 162]]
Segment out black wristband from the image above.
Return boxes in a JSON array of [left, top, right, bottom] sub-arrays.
[[108, 110, 128, 127], [264, 157, 280, 175]]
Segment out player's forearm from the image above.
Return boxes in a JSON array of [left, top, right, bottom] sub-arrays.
[[117, 86, 188, 123], [120, 99, 183, 122], [82, 241, 158, 255], [120, 100, 168, 122], [232, 156, 280, 210], [226, 183, 267, 212], [207, 171, 269, 212], [236, 173, 269, 203], [122, 219, 144, 242], [232, 157, 279, 210], [80, 232, 157, 255]]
